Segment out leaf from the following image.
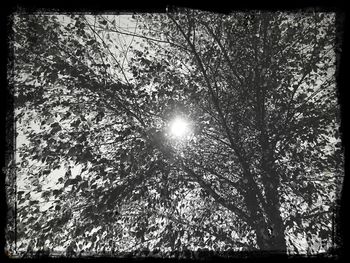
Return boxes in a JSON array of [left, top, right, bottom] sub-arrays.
[[43, 169, 51, 175], [64, 179, 74, 187], [86, 40, 95, 46], [79, 181, 88, 190], [53, 189, 63, 196], [29, 200, 39, 205]]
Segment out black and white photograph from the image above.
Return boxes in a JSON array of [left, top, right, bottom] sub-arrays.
[[4, 7, 345, 258]]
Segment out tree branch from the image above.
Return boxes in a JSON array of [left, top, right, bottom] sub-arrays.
[[200, 20, 243, 85], [94, 16, 191, 52], [180, 162, 251, 224]]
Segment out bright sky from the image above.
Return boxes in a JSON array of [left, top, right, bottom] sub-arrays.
[[169, 117, 191, 138]]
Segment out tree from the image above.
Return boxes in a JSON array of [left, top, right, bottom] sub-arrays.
[[7, 10, 343, 257]]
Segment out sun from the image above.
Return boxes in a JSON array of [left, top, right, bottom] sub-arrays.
[[169, 117, 190, 138]]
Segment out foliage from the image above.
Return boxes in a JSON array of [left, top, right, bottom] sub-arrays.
[[7, 10, 343, 257]]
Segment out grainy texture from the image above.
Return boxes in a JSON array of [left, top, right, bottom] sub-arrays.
[[5, 10, 344, 258]]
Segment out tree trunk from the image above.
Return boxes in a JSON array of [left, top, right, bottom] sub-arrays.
[[239, 160, 287, 253], [255, 199, 287, 253], [259, 138, 287, 253], [244, 182, 287, 253]]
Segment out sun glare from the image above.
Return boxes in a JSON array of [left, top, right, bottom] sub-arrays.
[[169, 117, 190, 138]]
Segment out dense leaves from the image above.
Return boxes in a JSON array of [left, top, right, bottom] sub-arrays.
[[7, 10, 343, 257]]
